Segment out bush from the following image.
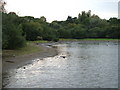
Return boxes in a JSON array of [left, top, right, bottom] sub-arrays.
[[2, 13, 26, 49], [53, 38, 59, 42], [43, 35, 54, 41], [7, 35, 26, 49], [2, 24, 26, 49], [22, 22, 40, 41]]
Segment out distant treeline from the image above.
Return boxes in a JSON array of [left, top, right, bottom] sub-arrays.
[[2, 11, 120, 49]]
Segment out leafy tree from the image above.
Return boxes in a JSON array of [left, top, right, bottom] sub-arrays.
[[41, 24, 59, 41], [71, 24, 86, 39], [2, 13, 26, 49], [40, 16, 46, 22], [66, 16, 73, 23], [22, 22, 41, 41]]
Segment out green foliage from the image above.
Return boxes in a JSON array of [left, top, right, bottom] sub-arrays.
[[71, 24, 86, 39], [53, 38, 59, 42], [42, 27, 59, 41], [106, 26, 120, 39], [22, 22, 41, 41], [54, 11, 119, 39], [2, 10, 120, 50], [2, 13, 26, 49]]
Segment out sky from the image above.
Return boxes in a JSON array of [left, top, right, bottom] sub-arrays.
[[5, 0, 119, 22]]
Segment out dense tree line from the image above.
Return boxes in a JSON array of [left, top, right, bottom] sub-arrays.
[[2, 10, 120, 49], [52, 11, 120, 39]]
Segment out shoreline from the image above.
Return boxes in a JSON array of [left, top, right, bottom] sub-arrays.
[[2, 44, 58, 73], [2, 39, 119, 73], [59, 38, 119, 42]]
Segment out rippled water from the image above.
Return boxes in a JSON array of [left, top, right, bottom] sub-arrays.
[[3, 41, 118, 88]]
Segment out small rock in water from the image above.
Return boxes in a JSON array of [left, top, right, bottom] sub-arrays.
[[60, 56, 66, 58], [23, 67, 26, 69], [6, 61, 14, 63], [63, 56, 66, 58]]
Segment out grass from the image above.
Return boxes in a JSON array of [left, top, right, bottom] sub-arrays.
[[82, 38, 120, 40], [29, 40, 48, 43], [2, 42, 42, 58], [3, 40, 49, 58], [60, 38, 120, 41], [60, 39, 78, 41]]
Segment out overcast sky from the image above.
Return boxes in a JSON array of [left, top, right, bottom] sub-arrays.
[[5, 0, 119, 22]]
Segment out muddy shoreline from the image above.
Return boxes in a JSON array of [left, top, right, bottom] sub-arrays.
[[2, 44, 58, 73]]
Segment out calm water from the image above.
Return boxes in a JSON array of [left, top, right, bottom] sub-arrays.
[[3, 41, 118, 88]]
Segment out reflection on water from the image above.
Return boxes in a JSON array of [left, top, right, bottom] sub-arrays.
[[3, 42, 118, 88]]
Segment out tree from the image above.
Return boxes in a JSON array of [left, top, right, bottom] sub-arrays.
[[41, 24, 59, 41], [24, 16, 34, 22], [50, 20, 61, 29], [87, 10, 91, 17], [66, 16, 73, 23], [2, 13, 26, 49], [22, 22, 41, 41], [71, 24, 86, 39], [106, 18, 120, 38], [40, 16, 46, 22]]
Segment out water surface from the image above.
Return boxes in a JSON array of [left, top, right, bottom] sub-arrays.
[[3, 41, 118, 88]]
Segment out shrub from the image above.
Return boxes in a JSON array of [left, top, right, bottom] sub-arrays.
[[53, 38, 59, 42]]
